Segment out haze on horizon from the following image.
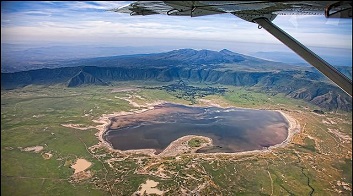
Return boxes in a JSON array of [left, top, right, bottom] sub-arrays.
[[1, 1, 352, 67]]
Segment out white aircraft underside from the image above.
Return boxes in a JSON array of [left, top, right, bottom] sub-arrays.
[[113, 1, 352, 96]]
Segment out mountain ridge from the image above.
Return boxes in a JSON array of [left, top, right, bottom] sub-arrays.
[[1, 48, 352, 111], [2, 65, 351, 111]]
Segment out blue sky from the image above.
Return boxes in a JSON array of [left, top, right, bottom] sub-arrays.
[[1, 1, 352, 56]]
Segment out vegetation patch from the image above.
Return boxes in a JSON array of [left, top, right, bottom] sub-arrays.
[[144, 80, 227, 104], [188, 138, 206, 148]]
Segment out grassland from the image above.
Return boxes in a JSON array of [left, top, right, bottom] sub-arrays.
[[1, 81, 352, 195]]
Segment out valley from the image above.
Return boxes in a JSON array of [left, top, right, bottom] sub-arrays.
[[1, 82, 351, 195]]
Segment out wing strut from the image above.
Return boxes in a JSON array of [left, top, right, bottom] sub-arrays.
[[253, 18, 352, 97]]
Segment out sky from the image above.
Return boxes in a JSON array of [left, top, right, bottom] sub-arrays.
[[1, 1, 352, 58]]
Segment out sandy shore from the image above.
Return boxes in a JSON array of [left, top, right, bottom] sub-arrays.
[[91, 102, 300, 157], [272, 110, 300, 149]]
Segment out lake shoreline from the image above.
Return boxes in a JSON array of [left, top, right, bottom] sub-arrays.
[[92, 101, 300, 157]]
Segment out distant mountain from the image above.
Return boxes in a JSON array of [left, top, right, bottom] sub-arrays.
[[143, 48, 246, 64], [61, 48, 291, 69]]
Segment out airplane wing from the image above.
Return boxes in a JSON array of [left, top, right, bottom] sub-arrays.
[[112, 1, 352, 96]]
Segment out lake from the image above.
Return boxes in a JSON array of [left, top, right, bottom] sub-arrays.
[[104, 103, 289, 154]]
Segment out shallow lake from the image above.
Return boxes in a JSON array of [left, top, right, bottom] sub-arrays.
[[104, 103, 289, 154]]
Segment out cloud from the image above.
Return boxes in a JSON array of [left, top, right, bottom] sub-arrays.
[[62, 1, 131, 10], [1, 1, 351, 51], [2, 16, 351, 49]]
